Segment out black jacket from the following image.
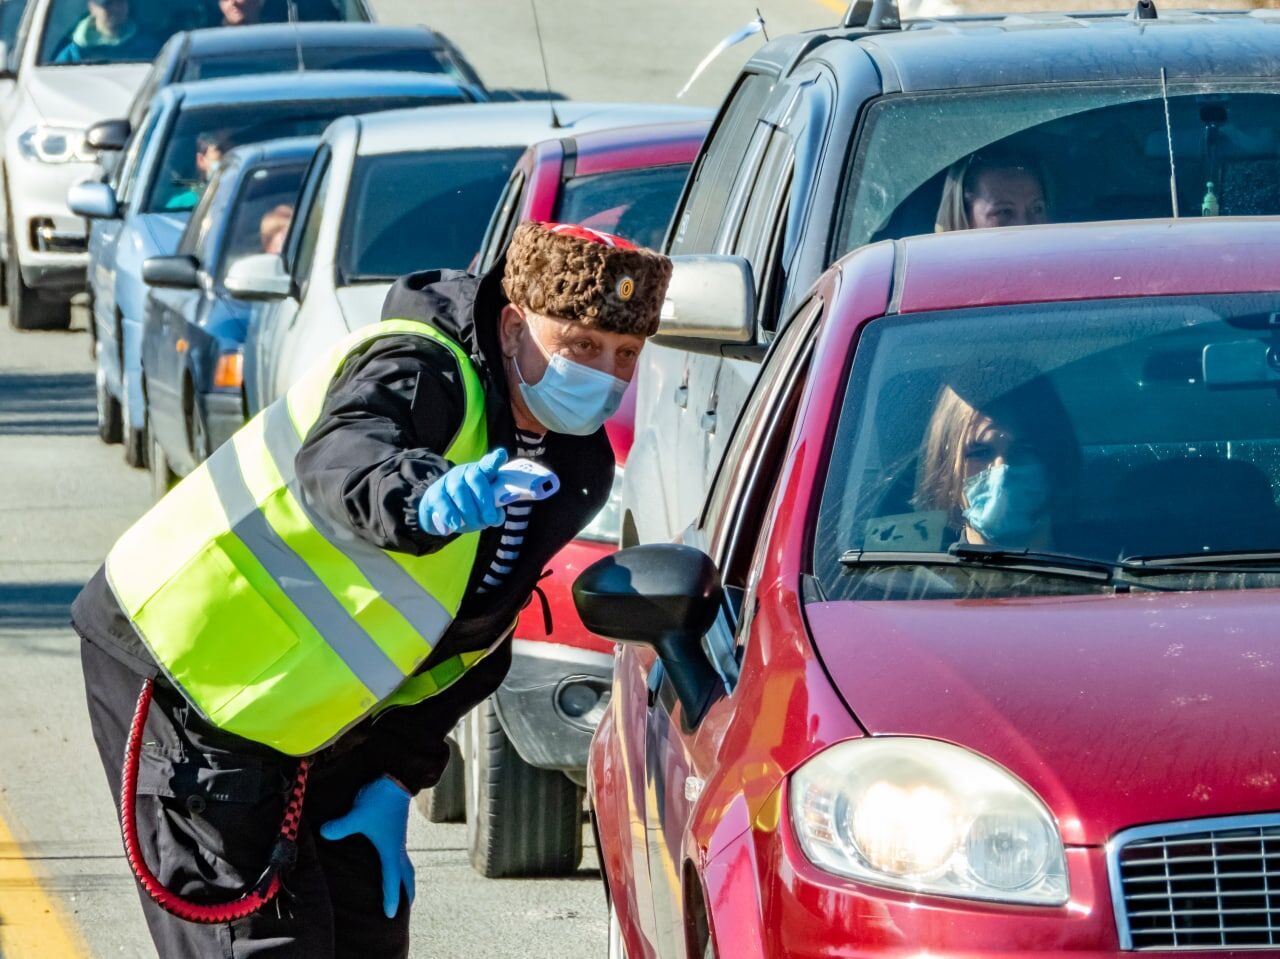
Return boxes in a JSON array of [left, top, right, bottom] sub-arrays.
[[72, 265, 614, 790]]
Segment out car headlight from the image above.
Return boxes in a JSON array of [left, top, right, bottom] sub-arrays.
[[790, 738, 1068, 905], [576, 466, 622, 544], [17, 124, 95, 164]]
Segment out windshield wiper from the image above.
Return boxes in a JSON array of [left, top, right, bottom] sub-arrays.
[[1119, 550, 1280, 574], [839, 543, 1116, 582]]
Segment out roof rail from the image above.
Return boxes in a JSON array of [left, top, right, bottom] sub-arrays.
[[843, 0, 901, 30]]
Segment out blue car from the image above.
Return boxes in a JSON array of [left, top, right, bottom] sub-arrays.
[[70, 69, 480, 467], [141, 137, 317, 495]]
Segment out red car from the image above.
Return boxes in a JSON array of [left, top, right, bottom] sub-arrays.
[[579, 218, 1280, 957], [420, 119, 709, 880]]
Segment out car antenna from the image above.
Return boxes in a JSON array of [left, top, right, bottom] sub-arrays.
[[843, 0, 902, 31], [676, 11, 766, 99], [528, 0, 561, 128], [287, 0, 304, 71], [1160, 67, 1180, 217]]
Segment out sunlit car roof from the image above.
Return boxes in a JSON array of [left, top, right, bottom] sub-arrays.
[[177, 23, 451, 55], [221, 136, 321, 168], [345, 101, 711, 156], [165, 70, 473, 108], [878, 218, 1280, 315]]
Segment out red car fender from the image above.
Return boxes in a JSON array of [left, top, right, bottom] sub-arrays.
[[699, 791, 771, 959]]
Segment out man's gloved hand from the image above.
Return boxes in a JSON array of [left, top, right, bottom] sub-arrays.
[[417, 448, 509, 537], [319, 776, 415, 919]]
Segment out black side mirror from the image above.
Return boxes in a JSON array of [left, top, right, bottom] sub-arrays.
[[85, 118, 131, 152], [573, 544, 724, 723], [143, 255, 200, 290]]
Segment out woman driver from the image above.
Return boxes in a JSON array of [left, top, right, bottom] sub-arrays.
[[935, 150, 1050, 232], [913, 377, 1079, 549]]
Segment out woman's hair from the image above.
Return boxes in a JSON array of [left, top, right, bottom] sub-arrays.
[[913, 374, 1081, 529], [934, 150, 1049, 233]]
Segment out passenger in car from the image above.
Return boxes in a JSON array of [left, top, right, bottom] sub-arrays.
[[53, 0, 159, 63], [935, 151, 1050, 232], [259, 203, 293, 254], [162, 130, 233, 211], [218, 0, 264, 26], [913, 375, 1079, 548]]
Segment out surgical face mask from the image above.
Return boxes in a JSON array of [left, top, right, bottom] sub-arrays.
[[961, 461, 1050, 544], [513, 322, 627, 436]]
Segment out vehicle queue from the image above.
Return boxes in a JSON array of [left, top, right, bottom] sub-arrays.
[[4, 0, 1280, 954]]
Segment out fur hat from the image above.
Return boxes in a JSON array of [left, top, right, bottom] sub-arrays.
[[501, 222, 672, 337]]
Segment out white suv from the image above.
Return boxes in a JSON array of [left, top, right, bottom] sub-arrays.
[[0, 0, 371, 330]]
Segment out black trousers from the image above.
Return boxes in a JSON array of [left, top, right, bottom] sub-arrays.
[[81, 636, 508, 958]]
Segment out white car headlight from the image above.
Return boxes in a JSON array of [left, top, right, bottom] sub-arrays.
[[790, 738, 1068, 905], [576, 466, 623, 544], [18, 124, 95, 164]]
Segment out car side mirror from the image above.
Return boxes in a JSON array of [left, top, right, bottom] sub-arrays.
[[224, 253, 292, 301], [143, 254, 200, 290], [652, 254, 757, 356], [573, 544, 724, 723], [85, 118, 131, 152], [67, 180, 118, 219]]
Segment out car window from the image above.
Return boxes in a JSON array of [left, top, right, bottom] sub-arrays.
[[9, 0, 34, 67], [0, 0, 27, 52], [142, 94, 456, 214], [477, 167, 526, 273], [291, 160, 330, 292], [669, 71, 774, 255], [175, 163, 221, 257], [703, 295, 819, 586], [182, 46, 455, 81], [814, 292, 1280, 601], [836, 83, 1280, 255], [216, 162, 306, 281], [337, 146, 523, 282], [554, 163, 692, 251], [116, 103, 164, 205]]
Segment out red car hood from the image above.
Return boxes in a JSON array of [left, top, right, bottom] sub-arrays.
[[805, 589, 1280, 846]]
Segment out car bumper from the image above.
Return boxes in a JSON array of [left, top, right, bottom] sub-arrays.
[[701, 782, 1242, 958], [492, 638, 613, 781], [202, 390, 244, 454], [5, 155, 93, 287]]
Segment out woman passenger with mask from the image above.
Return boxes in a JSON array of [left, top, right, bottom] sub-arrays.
[[913, 374, 1080, 549]]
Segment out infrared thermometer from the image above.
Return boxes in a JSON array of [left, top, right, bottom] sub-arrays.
[[493, 458, 560, 506]]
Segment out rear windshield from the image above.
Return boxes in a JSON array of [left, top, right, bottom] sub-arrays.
[[337, 146, 523, 281], [216, 161, 307, 281], [182, 46, 462, 83], [836, 84, 1280, 254], [554, 163, 691, 251], [39, 0, 367, 66], [143, 96, 460, 214], [813, 293, 1280, 600]]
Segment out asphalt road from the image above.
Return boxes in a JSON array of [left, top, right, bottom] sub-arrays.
[[0, 1, 837, 957]]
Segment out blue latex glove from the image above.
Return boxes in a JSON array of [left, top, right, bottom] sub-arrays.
[[417, 447, 508, 537], [319, 776, 415, 919]]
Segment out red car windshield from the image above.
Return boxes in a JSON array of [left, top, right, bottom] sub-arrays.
[[814, 292, 1280, 600], [554, 163, 691, 251]]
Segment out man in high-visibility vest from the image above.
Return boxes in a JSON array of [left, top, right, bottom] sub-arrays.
[[73, 222, 671, 957]]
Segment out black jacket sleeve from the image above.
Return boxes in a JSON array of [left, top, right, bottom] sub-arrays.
[[295, 334, 470, 556]]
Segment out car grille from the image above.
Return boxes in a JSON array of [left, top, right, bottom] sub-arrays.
[[1110, 814, 1280, 951]]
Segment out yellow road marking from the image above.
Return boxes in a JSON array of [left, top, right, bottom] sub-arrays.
[[814, 0, 847, 14], [0, 800, 87, 958]]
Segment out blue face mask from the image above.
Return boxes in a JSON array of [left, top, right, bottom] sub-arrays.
[[513, 324, 628, 436], [962, 462, 1050, 543]]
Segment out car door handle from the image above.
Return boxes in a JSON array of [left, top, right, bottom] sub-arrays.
[[700, 411, 716, 433], [674, 385, 688, 409]]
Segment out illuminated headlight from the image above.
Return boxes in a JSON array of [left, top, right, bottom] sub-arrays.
[[790, 738, 1068, 905], [576, 466, 622, 544], [17, 124, 95, 164]]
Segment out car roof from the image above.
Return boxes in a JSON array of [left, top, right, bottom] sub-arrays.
[[759, 10, 1280, 92], [564, 119, 709, 174], [345, 101, 711, 156], [879, 219, 1280, 315], [166, 70, 471, 108], [222, 136, 320, 167], [178, 22, 445, 55]]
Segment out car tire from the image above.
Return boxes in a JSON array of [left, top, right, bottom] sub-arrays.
[[6, 218, 70, 331], [188, 396, 211, 465], [150, 424, 177, 502], [462, 697, 585, 878], [414, 737, 465, 824], [122, 372, 147, 469], [95, 348, 122, 445]]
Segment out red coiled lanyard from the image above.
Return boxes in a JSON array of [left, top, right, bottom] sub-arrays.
[[120, 679, 311, 924]]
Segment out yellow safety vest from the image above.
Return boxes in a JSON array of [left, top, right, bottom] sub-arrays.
[[105, 320, 494, 756]]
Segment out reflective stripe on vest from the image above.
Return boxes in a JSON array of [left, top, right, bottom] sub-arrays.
[[105, 320, 491, 756]]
